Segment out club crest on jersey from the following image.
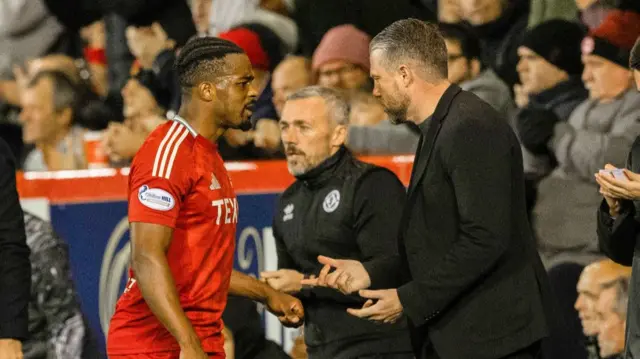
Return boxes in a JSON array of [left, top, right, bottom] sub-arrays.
[[138, 185, 175, 211], [283, 203, 294, 222], [323, 190, 340, 213], [210, 173, 221, 190]]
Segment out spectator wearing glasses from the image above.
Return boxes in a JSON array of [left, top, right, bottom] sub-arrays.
[[439, 23, 513, 117], [312, 25, 372, 92]]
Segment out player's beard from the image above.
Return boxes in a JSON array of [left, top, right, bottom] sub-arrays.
[[285, 145, 330, 176]]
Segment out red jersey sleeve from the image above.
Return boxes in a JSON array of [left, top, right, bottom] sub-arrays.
[[128, 122, 195, 228]]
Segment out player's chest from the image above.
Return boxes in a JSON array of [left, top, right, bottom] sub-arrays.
[[183, 166, 238, 226]]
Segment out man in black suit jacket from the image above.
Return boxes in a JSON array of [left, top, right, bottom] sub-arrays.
[[304, 19, 552, 359]]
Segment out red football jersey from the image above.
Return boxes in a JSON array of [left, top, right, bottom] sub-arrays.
[[107, 116, 238, 355]]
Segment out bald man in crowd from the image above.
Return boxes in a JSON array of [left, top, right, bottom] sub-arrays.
[[575, 260, 631, 358], [271, 56, 312, 116]]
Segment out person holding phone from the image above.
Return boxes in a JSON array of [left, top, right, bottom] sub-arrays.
[[595, 36, 640, 359]]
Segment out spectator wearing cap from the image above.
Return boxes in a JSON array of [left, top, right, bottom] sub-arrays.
[[439, 23, 513, 117], [530, 10, 640, 271], [513, 20, 588, 219], [218, 26, 284, 160], [312, 24, 372, 92], [595, 37, 640, 359]]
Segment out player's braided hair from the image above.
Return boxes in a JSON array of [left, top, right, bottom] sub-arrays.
[[175, 37, 245, 88]]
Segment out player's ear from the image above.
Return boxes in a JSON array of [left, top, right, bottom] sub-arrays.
[[197, 82, 216, 102]]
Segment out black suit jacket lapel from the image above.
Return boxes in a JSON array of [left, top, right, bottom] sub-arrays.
[[406, 85, 462, 199]]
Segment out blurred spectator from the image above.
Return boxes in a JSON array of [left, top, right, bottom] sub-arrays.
[[528, 0, 579, 28], [458, 0, 530, 88], [348, 92, 387, 127], [312, 25, 372, 92], [531, 10, 640, 269], [595, 276, 629, 359], [292, 0, 435, 57], [271, 56, 312, 116], [20, 70, 87, 171], [438, 0, 463, 23], [22, 211, 100, 359], [513, 20, 588, 217], [0, 0, 65, 80], [575, 260, 631, 359], [439, 23, 513, 117], [576, 0, 640, 30], [79, 20, 108, 98]]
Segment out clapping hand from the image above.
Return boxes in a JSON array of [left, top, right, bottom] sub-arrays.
[[595, 164, 640, 201], [300, 255, 371, 295]]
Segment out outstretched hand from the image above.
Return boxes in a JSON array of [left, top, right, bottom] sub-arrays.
[[265, 290, 305, 328], [300, 255, 371, 294]]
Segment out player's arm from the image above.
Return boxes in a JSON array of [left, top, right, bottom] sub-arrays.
[[130, 222, 202, 350], [229, 270, 304, 327]]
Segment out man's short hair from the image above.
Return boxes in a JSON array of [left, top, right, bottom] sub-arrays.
[[286, 86, 349, 126], [602, 276, 630, 319], [174, 37, 245, 88], [438, 23, 482, 61], [27, 70, 79, 113], [631, 36, 640, 70], [370, 19, 448, 81]]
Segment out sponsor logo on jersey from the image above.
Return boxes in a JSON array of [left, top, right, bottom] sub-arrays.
[[323, 190, 340, 213], [138, 185, 175, 211]]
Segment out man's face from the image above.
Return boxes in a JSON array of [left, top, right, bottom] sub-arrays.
[[445, 38, 473, 85], [213, 54, 258, 129], [575, 269, 603, 336], [272, 58, 311, 115], [191, 0, 212, 34], [19, 78, 70, 145], [280, 97, 344, 176], [121, 79, 160, 118], [575, 0, 598, 11], [317, 60, 369, 90], [596, 287, 626, 358], [582, 55, 632, 102], [516, 47, 568, 95], [370, 49, 411, 125], [459, 0, 503, 25]]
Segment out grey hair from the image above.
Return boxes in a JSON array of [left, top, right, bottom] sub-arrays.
[[370, 18, 448, 81], [602, 276, 630, 319], [27, 70, 79, 112], [286, 86, 350, 126]]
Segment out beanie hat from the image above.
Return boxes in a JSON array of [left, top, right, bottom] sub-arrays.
[[231, 23, 286, 72], [581, 10, 640, 68], [218, 27, 270, 71], [312, 24, 371, 72], [520, 20, 585, 75]]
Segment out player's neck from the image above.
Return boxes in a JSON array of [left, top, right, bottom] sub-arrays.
[[177, 107, 226, 143]]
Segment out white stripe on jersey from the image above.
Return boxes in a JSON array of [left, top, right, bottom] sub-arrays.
[[157, 125, 185, 178], [164, 128, 190, 179], [152, 121, 179, 177]]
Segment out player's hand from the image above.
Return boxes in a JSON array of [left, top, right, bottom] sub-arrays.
[[265, 291, 304, 328], [348, 289, 404, 324], [0, 339, 23, 359], [301, 255, 371, 295], [179, 344, 208, 359], [260, 269, 304, 294]]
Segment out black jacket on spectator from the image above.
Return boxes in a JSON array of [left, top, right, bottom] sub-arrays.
[[0, 138, 31, 341], [273, 147, 412, 359], [293, 0, 435, 57], [365, 85, 553, 359], [597, 136, 640, 359], [471, 0, 530, 89]]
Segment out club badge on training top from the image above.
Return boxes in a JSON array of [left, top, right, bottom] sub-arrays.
[[323, 190, 340, 213]]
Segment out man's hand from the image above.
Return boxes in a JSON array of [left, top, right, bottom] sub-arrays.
[[179, 343, 208, 359], [0, 339, 23, 359], [595, 163, 640, 203], [301, 255, 371, 294], [126, 23, 175, 69], [253, 119, 281, 152], [260, 269, 304, 294], [347, 289, 403, 324], [265, 291, 304, 328], [514, 84, 529, 108]]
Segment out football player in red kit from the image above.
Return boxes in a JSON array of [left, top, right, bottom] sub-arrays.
[[107, 37, 303, 359]]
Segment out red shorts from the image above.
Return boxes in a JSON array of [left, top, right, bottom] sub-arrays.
[[110, 352, 224, 359]]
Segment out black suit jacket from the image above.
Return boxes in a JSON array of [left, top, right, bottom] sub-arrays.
[[367, 85, 551, 359]]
